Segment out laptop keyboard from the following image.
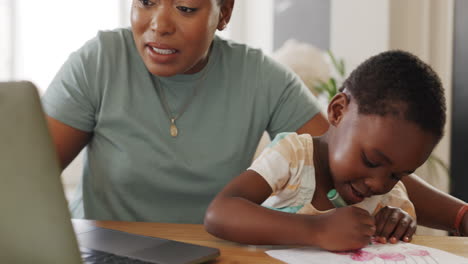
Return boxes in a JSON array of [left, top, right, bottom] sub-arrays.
[[80, 247, 153, 264]]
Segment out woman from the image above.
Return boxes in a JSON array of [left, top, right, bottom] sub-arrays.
[[43, 0, 327, 223], [43, 0, 466, 234]]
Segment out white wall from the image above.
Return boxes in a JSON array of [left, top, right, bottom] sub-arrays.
[[0, 0, 13, 80], [228, 0, 274, 53], [12, 0, 131, 93], [331, 0, 390, 71]]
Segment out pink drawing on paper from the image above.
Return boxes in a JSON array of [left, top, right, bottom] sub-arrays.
[[377, 252, 406, 261], [266, 239, 468, 264], [333, 244, 440, 263], [350, 250, 376, 261], [333, 249, 377, 261], [406, 249, 430, 256]]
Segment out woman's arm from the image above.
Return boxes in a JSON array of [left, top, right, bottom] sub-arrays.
[[46, 116, 92, 170], [296, 112, 329, 136], [204, 170, 375, 250], [402, 174, 467, 235]]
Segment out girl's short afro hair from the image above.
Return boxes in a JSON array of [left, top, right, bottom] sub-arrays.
[[341, 50, 446, 141]]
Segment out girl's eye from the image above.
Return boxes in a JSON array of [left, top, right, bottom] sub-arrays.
[[390, 173, 402, 181], [177, 6, 197, 13], [362, 152, 379, 168]]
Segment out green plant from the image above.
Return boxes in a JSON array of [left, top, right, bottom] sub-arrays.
[[314, 50, 346, 101]]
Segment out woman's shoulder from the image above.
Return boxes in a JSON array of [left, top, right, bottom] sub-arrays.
[[90, 28, 134, 53], [214, 35, 270, 64], [59, 28, 139, 95], [95, 28, 133, 43], [214, 35, 261, 55], [214, 35, 296, 80], [68, 28, 141, 79], [74, 28, 134, 59]]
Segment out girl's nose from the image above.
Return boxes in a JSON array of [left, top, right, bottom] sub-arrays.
[[151, 7, 176, 36], [364, 170, 395, 195]]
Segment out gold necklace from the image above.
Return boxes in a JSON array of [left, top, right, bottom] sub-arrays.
[[156, 68, 208, 137]]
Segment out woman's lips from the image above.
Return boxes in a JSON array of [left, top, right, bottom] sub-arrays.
[[145, 44, 179, 64], [151, 46, 177, 55]]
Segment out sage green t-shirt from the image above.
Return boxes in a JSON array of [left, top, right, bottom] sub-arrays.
[[42, 28, 321, 223]]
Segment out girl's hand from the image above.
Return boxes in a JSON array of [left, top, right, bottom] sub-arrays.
[[314, 206, 375, 251], [374, 206, 417, 243]]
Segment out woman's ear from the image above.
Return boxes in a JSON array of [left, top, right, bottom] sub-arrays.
[[217, 0, 235, 31], [327, 92, 350, 127]]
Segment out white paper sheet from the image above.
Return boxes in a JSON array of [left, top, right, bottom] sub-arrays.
[[266, 241, 468, 264]]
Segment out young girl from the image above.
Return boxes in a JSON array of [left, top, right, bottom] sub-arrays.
[[204, 50, 468, 251]]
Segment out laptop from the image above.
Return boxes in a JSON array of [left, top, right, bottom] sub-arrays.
[[0, 81, 220, 264]]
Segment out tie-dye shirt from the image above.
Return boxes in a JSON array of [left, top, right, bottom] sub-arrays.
[[248, 132, 416, 218]]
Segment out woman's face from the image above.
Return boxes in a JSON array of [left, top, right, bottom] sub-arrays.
[[131, 0, 231, 76]]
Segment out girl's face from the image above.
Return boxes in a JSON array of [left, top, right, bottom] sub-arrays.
[[326, 94, 437, 205], [131, 0, 232, 76]]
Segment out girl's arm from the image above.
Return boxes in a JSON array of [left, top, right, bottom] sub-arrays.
[[204, 170, 316, 245], [204, 170, 375, 250], [402, 174, 467, 235]]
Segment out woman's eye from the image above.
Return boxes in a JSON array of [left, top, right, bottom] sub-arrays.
[[177, 6, 197, 13], [362, 152, 379, 168], [139, 0, 153, 7]]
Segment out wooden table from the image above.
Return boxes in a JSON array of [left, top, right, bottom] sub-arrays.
[[80, 220, 468, 263]]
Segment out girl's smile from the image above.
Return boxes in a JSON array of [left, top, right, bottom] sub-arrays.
[[319, 93, 438, 205], [347, 183, 368, 203]]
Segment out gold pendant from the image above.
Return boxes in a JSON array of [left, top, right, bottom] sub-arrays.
[[170, 118, 178, 137]]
